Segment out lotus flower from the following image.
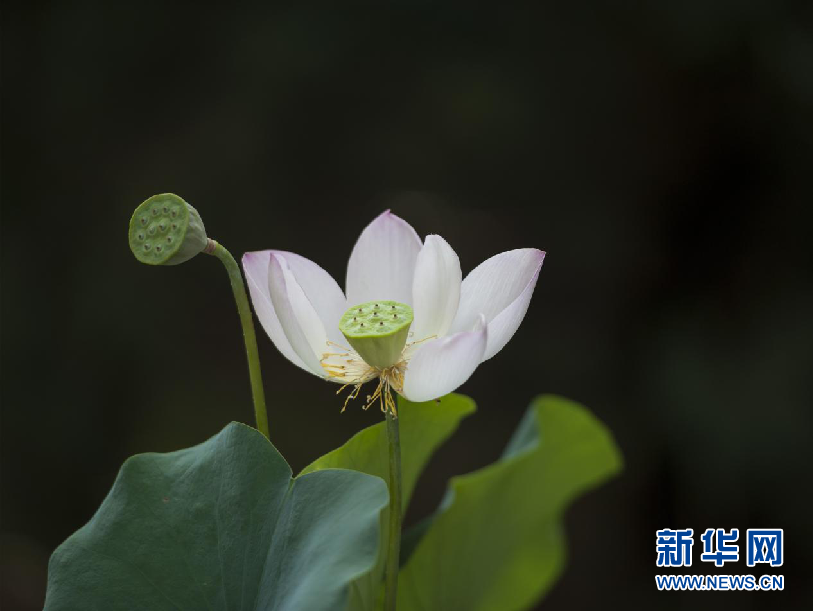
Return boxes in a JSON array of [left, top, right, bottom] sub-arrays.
[[242, 211, 544, 412]]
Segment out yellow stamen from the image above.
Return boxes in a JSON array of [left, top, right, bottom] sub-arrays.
[[319, 333, 435, 417], [340, 383, 363, 413]]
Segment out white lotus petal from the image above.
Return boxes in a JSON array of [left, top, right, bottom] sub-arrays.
[[242, 251, 310, 374], [411, 234, 461, 340], [272, 250, 347, 347], [401, 315, 487, 402], [346, 210, 422, 307], [267, 253, 330, 376], [450, 248, 545, 361]]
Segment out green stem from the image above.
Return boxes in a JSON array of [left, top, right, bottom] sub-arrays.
[[208, 240, 270, 439], [384, 409, 402, 611]]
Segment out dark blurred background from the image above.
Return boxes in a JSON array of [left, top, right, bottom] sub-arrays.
[[3, 1, 812, 609]]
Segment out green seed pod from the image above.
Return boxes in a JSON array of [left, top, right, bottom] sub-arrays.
[[339, 300, 413, 369], [128, 193, 208, 265]]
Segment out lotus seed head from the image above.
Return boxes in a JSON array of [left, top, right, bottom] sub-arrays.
[[339, 300, 413, 369], [128, 193, 208, 266]]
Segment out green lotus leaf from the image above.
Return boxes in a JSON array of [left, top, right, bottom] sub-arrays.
[[396, 395, 623, 611], [45, 422, 389, 611]]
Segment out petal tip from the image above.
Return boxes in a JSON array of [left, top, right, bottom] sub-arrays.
[[523, 249, 546, 276], [269, 251, 286, 268], [371, 208, 414, 231], [242, 250, 272, 273], [371, 209, 393, 222]]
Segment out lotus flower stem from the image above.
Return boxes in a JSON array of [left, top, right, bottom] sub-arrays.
[[207, 239, 270, 439], [384, 409, 403, 611]]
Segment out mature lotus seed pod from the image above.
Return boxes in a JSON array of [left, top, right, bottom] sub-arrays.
[[339, 301, 413, 369], [128, 193, 208, 265]]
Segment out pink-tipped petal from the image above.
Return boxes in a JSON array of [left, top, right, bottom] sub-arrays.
[[242, 251, 310, 373], [267, 253, 330, 376], [450, 248, 545, 361], [272, 251, 348, 347], [346, 210, 423, 307], [411, 235, 462, 340], [401, 315, 487, 402]]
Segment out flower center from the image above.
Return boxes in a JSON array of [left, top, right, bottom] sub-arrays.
[[338, 300, 413, 369]]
